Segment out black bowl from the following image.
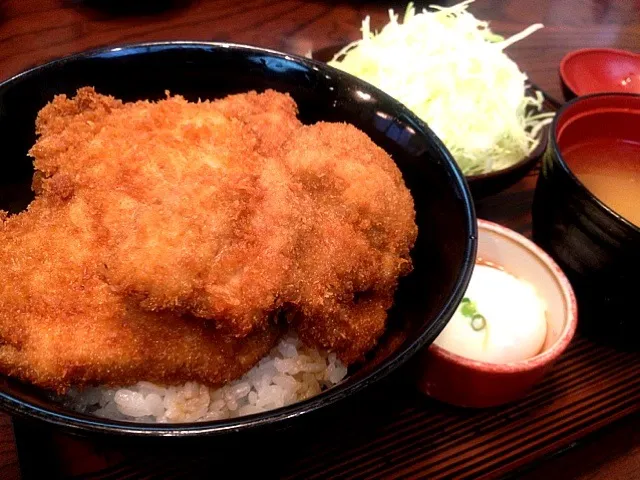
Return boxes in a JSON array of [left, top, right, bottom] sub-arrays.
[[0, 42, 476, 437], [532, 93, 640, 350]]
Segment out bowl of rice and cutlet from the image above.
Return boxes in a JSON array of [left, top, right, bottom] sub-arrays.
[[0, 42, 476, 437]]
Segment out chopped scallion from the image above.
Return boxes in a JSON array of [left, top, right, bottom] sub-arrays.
[[471, 314, 486, 331]]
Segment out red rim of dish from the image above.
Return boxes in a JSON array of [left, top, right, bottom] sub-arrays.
[[560, 48, 640, 96], [429, 219, 578, 373], [551, 92, 640, 234]]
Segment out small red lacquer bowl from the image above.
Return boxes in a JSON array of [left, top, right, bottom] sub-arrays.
[[415, 220, 578, 408], [560, 48, 640, 99]]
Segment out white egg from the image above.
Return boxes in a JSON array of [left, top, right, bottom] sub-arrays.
[[434, 264, 547, 363]]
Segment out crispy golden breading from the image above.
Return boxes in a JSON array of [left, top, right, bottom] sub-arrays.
[[281, 123, 417, 363], [31, 88, 303, 336], [0, 198, 280, 393], [4, 87, 417, 385], [211, 89, 302, 156]]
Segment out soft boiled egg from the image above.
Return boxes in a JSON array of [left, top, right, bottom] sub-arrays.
[[434, 263, 547, 364]]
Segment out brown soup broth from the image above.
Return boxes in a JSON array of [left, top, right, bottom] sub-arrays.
[[562, 138, 640, 227]]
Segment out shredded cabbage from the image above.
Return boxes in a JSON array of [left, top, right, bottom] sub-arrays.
[[328, 0, 553, 175]]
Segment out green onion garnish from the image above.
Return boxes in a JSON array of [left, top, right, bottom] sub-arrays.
[[471, 314, 486, 331], [459, 297, 487, 331], [461, 300, 477, 317]]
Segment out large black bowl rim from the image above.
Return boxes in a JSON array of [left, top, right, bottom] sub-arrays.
[[0, 41, 477, 437], [549, 91, 640, 234]]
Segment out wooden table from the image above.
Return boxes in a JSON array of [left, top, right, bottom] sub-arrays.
[[0, 1, 639, 478]]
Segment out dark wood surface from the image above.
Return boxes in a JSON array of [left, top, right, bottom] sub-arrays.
[[1, 0, 639, 478]]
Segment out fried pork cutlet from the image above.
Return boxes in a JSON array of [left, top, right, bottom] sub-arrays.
[[31, 88, 303, 336], [282, 123, 417, 363], [18, 88, 417, 370], [0, 198, 280, 393]]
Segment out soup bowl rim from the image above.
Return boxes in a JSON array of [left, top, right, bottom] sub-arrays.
[[548, 91, 640, 234]]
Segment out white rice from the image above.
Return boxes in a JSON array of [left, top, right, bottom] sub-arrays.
[[65, 334, 348, 423]]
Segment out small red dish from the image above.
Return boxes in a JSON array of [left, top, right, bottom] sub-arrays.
[[560, 48, 640, 99], [415, 219, 578, 408]]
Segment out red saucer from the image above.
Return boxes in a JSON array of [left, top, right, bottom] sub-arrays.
[[560, 48, 640, 99]]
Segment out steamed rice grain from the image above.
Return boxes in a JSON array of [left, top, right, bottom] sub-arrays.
[[66, 334, 347, 423]]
